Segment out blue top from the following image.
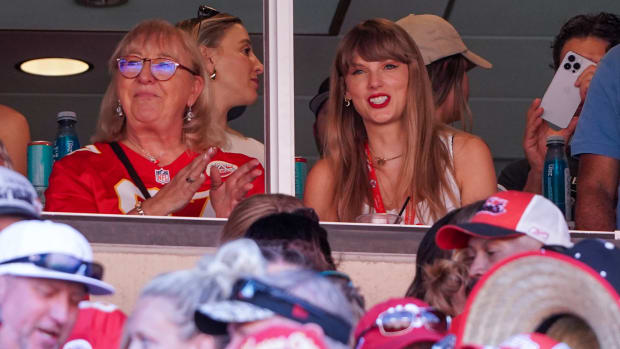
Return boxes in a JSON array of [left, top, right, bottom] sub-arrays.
[[571, 44, 620, 228], [572, 45, 620, 159]]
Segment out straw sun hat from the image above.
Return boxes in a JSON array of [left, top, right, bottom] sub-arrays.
[[456, 250, 620, 348]]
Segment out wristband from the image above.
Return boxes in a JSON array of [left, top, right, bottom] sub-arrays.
[[135, 201, 146, 216]]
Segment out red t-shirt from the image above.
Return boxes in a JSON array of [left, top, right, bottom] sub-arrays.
[[63, 301, 126, 349], [45, 142, 265, 216]]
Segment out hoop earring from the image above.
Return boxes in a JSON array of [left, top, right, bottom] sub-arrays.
[[116, 100, 124, 118], [209, 70, 217, 80], [344, 97, 351, 107], [184, 105, 194, 123]]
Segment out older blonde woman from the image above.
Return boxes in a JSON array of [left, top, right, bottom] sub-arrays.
[[45, 20, 263, 217]]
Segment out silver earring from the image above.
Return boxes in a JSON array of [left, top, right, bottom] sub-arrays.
[[116, 100, 124, 118], [184, 106, 194, 122], [209, 70, 216, 80], [344, 98, 351, 107]]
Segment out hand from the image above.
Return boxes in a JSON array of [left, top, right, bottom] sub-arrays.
[[140, 149, 215, 216], [210, 158, 262, 218], [523, 98, 578, 171], [575, 64, 597, 103]]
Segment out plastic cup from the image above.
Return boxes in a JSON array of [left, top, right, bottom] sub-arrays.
[[355, 213, 402, 224]]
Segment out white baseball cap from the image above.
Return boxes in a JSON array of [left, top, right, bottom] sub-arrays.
[[0, 220, 114, 295]]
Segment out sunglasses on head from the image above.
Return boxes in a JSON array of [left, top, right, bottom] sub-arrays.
[[195, 5, 221, 39], [355, 303, 449, 348], [232, 277, 352, 345], [0, 253, 103, 280], [116, 56, 198, 81]]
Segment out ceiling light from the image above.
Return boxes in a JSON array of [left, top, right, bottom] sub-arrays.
[[19, 58, 91, 77], [75, 0, 128, 7]]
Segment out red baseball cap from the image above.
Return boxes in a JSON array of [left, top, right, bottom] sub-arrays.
[[436, 191, 572, 250], [230, 324, 328, 349], [354, 298, 446, 349], [63, 301, 127, 349]]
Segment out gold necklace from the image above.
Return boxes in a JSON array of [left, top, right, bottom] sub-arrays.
[[126, 140, 162, 165], [373, 153, 402, 166]]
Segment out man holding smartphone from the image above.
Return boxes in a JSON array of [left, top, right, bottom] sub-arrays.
[[498, 13, 620, 196]]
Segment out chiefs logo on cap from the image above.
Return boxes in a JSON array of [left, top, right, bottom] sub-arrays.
[[480, 196, 508, 216], [207, 161, 238, 178]]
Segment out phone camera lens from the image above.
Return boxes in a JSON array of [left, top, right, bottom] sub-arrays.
[[564, 63, 572, 70], [573, 62, 581, 70], [568, 55, 576, 62]]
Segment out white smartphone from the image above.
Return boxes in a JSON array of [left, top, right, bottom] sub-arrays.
[[540, 50, 596, 129]]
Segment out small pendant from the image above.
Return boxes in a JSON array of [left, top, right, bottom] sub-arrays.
[[376, 158, 386, 166]]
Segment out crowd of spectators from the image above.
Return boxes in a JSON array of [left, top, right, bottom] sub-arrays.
[[1, 161, 619, 348]]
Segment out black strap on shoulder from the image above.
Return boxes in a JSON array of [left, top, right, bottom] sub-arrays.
[[109, 142, 151, 199]]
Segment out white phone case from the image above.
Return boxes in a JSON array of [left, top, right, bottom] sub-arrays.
[[540, 50, 596, 129]]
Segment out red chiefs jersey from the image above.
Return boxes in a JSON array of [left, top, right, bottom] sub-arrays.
[[45, 142, 265, 217], [63, 301, 126, 349]]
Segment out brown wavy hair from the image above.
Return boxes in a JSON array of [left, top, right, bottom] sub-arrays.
[[219, 194, 306, 244], [92, 19, 223, 151], [326, 18, 457, 222]]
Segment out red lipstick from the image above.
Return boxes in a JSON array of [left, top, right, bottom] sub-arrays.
[[368, 94, 390, 108]]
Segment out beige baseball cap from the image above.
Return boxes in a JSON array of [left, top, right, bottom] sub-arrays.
[[396, 14, 492, 69]]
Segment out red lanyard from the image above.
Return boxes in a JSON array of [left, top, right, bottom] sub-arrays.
[[364, 143, 415, 224]]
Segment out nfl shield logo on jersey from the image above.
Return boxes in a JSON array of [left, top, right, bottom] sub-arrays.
[[154, 168, 170, 184]]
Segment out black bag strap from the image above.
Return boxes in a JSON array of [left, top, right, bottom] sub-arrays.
[[109, 142, 151, 199]]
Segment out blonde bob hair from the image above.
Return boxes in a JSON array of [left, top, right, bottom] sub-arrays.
[[326, 18, 457, 222], [92, 19, 224, 151]]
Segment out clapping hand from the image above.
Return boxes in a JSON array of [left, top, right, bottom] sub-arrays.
[[210, 158, 262, 218]]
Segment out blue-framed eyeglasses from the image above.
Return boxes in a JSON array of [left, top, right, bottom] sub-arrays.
[[116, 56, 198, 81]]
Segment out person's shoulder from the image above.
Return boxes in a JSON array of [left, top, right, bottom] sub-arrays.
[[0, 105, 28, 127], [305, 158, 337, 190], [593, 44, 620, 76], [449, 129, 489, 153], [308, 158, 333, 176], [604, 44, 620, 61], [55, 143, 110, 166]]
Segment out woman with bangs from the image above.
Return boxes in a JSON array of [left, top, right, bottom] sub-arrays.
[[304, 18, 496, 224], [45, 19, 264, 217]]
